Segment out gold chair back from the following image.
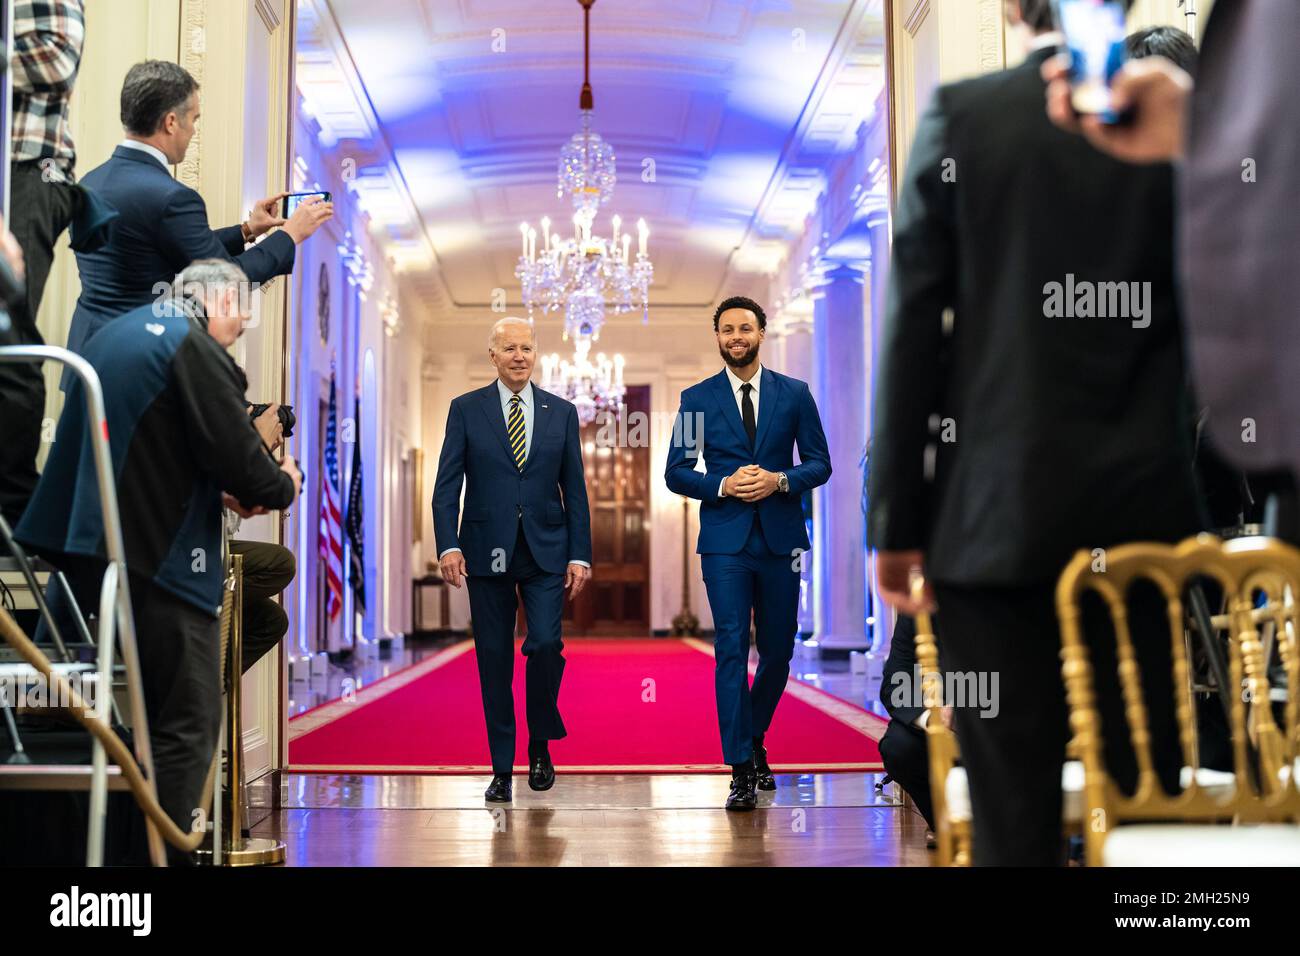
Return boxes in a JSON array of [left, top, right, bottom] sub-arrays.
[[1054, 534, 1300, 866], [911, 579, 970, 866]]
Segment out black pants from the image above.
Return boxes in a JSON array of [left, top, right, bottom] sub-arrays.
[[229, 539, 295, 674], [50, 560, 222, 865], [0, 162, 78, 526], [465, 523, 567, 774], [931, 580, 1182, 866], [878, 719, 935, 830]]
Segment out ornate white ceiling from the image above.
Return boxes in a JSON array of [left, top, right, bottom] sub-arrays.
[[302, 0, 885, 321]]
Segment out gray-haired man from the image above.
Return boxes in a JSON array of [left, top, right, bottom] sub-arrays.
[[17, 260, 301, 864], [432, 317, 592, 802]]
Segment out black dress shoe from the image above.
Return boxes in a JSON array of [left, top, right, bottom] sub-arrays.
[[753, 741, 776, 791], [484, 774, 513, 803], [528, 751, 555, 791], [725, 770, 757, 811]]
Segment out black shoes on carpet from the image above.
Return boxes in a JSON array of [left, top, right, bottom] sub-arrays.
[[726, 737, 776, 810], [486, 742, 555, 801], [726, 762, 758, 811], [753, 736, 776, 791], [528, 743, 555, 792], [484, 774, 513, 802]]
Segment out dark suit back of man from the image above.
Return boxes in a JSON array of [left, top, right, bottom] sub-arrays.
[[868, 47, 1199, 866], [869, 48, 1201, 586], [68, 146, 295, 359]]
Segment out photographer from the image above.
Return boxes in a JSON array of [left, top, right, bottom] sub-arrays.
[[231, 401, 299, 674], [65, 59, 333, 366], [15, 259, 300, 864]]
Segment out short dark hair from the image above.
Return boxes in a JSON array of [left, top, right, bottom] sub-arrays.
[[1125, 26, 1197, 74], [1014, 0, 1136, 34], [121, 60, 199, 136], [712, 296, 766, 331]]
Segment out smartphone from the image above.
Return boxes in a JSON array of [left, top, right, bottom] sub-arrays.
[[283, 191, 330, 217], [1051, 0, 1129, 124]]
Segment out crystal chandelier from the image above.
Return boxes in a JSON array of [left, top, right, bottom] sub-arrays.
[[540, 338, 626, 426], [556, 0, 615, 219], [558, 110, 615, 220], [516, 212, 652, 337], [516, 0, 653, 340]]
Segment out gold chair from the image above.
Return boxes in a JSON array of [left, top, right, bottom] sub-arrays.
[[1055, 534, 1300, 866], [912, 586, 970, 866], [911, 576, 1230, 866]]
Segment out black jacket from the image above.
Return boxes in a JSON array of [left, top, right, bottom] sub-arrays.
[[17, 300, 294, 615], [881, 614, 925, 727], [66, 145, 296, 364], [868, 48, 1201, 586]]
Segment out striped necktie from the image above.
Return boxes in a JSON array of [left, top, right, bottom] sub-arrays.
[[507, 393, 527, 470]]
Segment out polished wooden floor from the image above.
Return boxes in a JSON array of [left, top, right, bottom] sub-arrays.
[[248, 772, 935, 866]]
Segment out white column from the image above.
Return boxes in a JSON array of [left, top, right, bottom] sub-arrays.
[[812, 263, 870, 650], [864, 207, 893, 658], [772, 301, 817, 636]]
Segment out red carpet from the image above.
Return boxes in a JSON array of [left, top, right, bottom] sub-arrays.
[[288, 638, 884, 774]]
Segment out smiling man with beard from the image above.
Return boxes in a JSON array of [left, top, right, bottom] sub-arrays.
[[665, 296, 831, 810]]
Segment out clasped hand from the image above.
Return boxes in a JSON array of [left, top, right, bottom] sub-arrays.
[[724, 464, 778, 502]]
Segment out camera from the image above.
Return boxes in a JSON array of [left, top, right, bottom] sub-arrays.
[[249, 402, 296, 439]]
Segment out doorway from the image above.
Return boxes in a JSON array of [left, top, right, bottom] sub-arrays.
[[564, 384, 651, 636]]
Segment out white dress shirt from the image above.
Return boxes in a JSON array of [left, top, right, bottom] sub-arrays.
[[119, 139, 170, 170], [717, 364, 763, 498]]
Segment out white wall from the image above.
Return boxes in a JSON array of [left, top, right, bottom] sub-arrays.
[[281, 100, 420, 657]]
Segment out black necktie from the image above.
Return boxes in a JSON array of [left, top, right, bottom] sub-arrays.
[[740, 382, 757, 448]]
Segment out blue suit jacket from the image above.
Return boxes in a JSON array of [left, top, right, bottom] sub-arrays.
[[67, 145, 296, 362], [665, 367, 831, 555], [432, 381, 592, 576]]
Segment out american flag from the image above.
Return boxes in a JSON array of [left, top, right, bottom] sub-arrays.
[[345, 396, 365, 613], [319, 374, 344, 621]]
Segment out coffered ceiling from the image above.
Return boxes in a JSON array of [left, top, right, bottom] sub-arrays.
[[304, 0, 885, 321]]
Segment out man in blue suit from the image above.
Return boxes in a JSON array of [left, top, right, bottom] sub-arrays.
[[65, 60, 332, 372], [433, 317, 592, 803], [665, 296, 831, 810]]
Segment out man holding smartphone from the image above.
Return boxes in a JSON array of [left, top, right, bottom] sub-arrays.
[[64, 60, 334, 366], [1045, 3, 1300, 547], [869, 0, 1199, 865]]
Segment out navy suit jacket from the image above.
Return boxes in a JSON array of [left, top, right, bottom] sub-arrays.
[[432, 381, 592, 577], [665, 367, 831, 555], [67, 145, 296, 361]]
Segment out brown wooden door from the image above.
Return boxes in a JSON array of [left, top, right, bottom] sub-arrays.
[[563, 384, 651, 636]]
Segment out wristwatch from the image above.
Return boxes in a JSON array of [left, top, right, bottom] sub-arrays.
[[777, 472, 789, 494]]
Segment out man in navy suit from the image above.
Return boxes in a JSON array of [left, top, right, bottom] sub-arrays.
[[665, 296, 831, 810], [66, 60, 332, 370], [433, 317, 592, 803]]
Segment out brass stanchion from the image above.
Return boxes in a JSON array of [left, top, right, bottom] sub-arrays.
[[198, 552, 285, 866], [671, 495, 698, 636]]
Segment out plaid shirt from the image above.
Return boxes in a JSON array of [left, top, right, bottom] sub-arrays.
[[10, 0, 85, 184]]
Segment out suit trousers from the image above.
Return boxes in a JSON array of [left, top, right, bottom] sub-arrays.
[[931, 580, 1182, 866], [701, 517, 801, 765], [0, 162, 78, 525], [465, 522, 567, 774], [878, 719, 935, 830], [229, 539, 296, 674], [50, 559, 221, 865]]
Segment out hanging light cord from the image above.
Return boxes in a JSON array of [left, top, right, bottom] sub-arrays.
[[579, 0, 595, 111]]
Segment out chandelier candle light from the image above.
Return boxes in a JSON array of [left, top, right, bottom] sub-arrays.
[[515, 0, 651, 411], [540, 341, 626, 426]]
